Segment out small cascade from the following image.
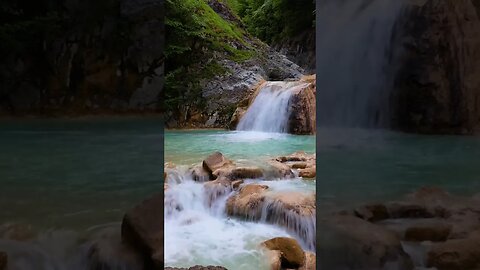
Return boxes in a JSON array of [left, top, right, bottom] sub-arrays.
[[260, 197, 316, 251], [237, 81, 309, 133], [317, 0, 406, 127], [228, 192, 316, 251], [164, 167, 315, 268]]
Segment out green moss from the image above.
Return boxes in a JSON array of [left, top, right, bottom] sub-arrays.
[[203, 61, 229, 78], [223, 45, 256, 62]]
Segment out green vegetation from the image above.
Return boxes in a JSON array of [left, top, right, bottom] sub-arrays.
[[165, 0, 255, 113], [236, 0, 315, 44], [164, 0, 315, 116]]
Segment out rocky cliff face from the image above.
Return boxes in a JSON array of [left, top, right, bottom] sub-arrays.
[[0, 0, 164, 115], [392, 0, 480, 134], [164, 0, 304, 129], [287, 75, 316, 135], [272, 29, 316, 74]]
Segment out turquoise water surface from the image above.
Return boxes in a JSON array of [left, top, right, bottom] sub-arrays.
[[165, 130, 315, 165], [317, 128, 480, 212], [0, 117, 163, 229]]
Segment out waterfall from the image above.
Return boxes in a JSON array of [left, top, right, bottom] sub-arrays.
[[316, 0, 406, 127], [164, 167, 315, 268], [237, 81, 309, 133]]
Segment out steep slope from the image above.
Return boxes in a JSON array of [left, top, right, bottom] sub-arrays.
[[164, 0, 304, 128]]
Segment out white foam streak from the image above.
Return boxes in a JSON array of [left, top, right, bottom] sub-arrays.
[[237, 82, 308, 133]]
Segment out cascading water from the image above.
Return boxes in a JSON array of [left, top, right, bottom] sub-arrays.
[[316, 0, 406, 127], [237, 81, 309, 133], [164, 167, 315, 269]]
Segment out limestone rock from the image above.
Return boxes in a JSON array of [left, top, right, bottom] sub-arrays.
[[427, 231, 480, 270], [262, 237, 306, 268], [227, 185, 316, 249], [354, 204, 390, 222], [299, 252, 316, 270], [272, 152, 316, 179], [286, 76, 316, 135], [214, 166, 264, 180], [190, 165, 210, 182], [121, 193, 163, 269], [202, 152, 233, 179], [394, 0, 480, 134], [320, 215, 413, 270], [405, 222, 452, 242]]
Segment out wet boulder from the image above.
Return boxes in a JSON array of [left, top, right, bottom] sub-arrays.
[[214, 166, 264, 180], [121, 193, 163, 269], [427, 231, 480, 270], [273, 152, 316, 179], [231, 180, 244, 190], [404, 222, 452, 242], [298, 166, 316, 178], [319, 215, 413, 270], [202, 152, 233, 178], [264, 249, 282, 270], [299, 252, 316, 270], [354, 204, 389, 222], [266, 160, 294, 178], [190, 165, 210, 182], [227, 185, 316, 249], [203, 177, 233, 206], [262, 237, 306, 268], [226, 184, 269, 218], [286, 75, 316, 135]]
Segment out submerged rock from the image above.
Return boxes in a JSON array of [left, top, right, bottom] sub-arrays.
[[121, 193, 163, 269], [262, 237, 305, 268]]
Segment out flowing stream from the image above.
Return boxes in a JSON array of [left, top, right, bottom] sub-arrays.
[[164, 130, 316, 269]]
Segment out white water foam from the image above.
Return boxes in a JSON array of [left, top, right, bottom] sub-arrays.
[[164, 169, 315, 269], [237, 82, 309, 133]]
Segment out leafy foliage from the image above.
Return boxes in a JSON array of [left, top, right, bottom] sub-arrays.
[[235, 0, 315, 44], [164, 0, 252, 113]]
